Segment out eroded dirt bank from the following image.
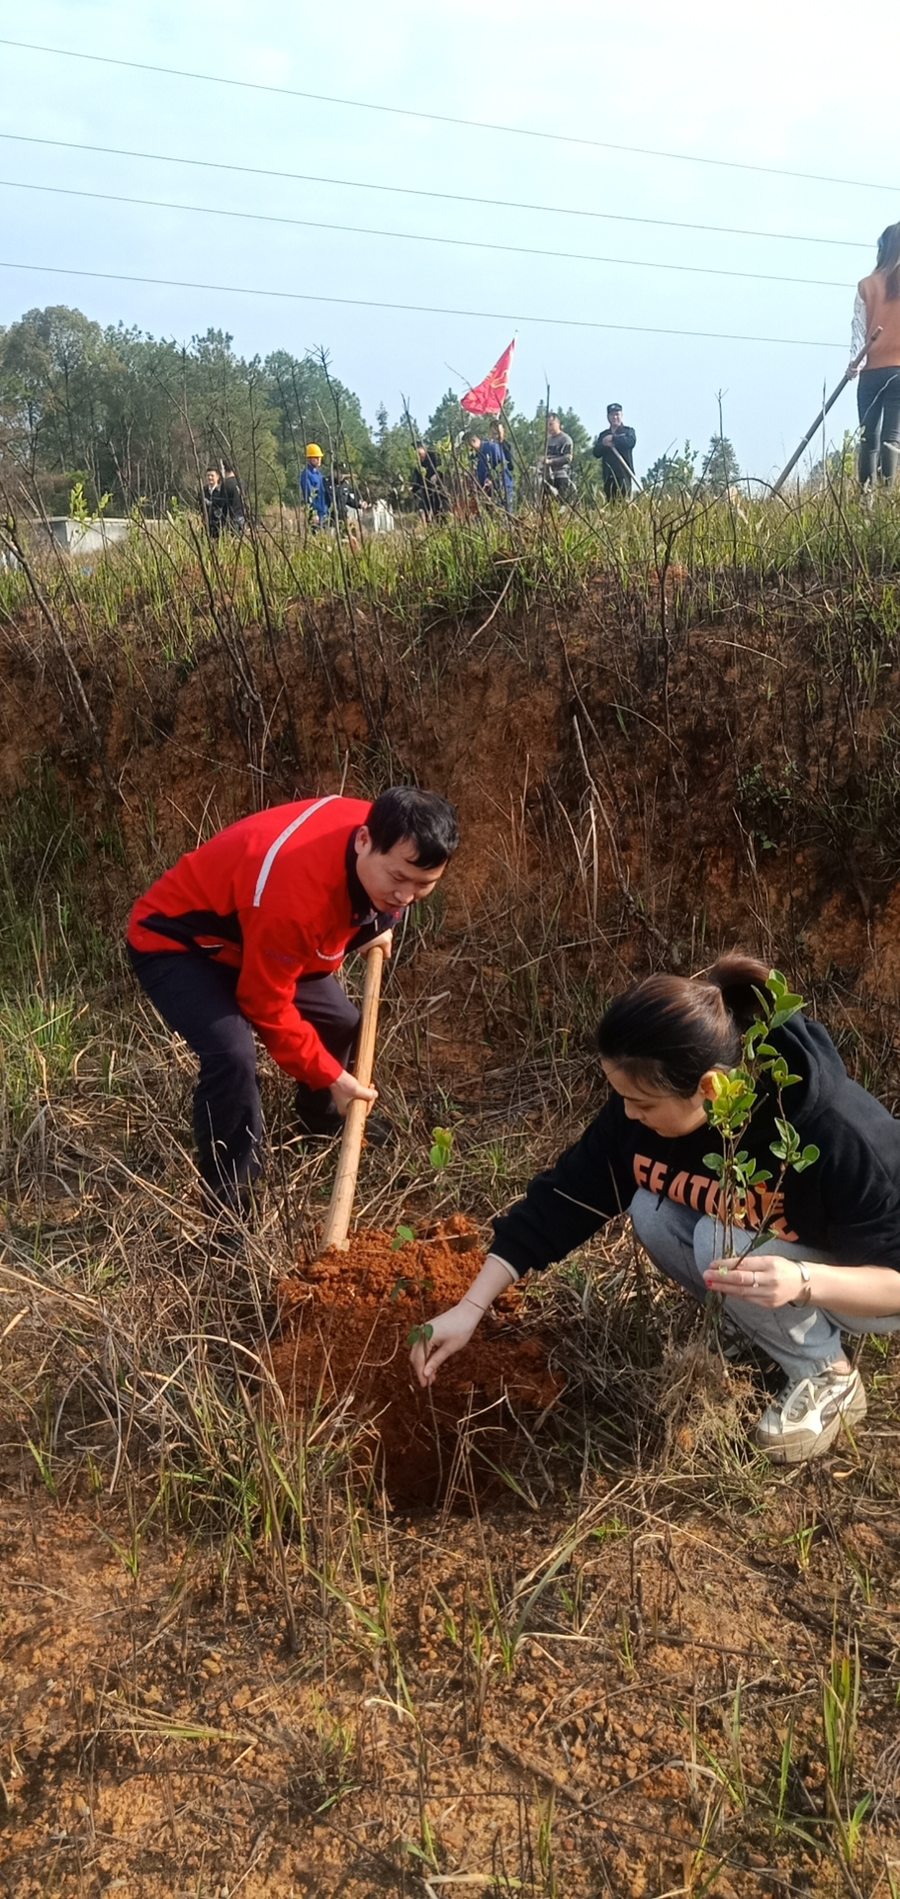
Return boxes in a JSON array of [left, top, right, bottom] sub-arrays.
[[4, 581, 900, 1090]]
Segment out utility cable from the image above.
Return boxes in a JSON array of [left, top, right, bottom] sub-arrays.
[[0, 177, 856, 291], [0, 34, 894, 194], [0, 258, 847, 349], [0, 132, 870, 254]]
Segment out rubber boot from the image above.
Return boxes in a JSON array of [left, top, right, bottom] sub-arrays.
[[858, 442, 879, 488], [880, 440, 900, 487]]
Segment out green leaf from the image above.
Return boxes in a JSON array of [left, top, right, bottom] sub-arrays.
[[407, 1322, 434, 1347], [794, 1144, 820, 1173], [703, 1153, 725, 1176], [391, 1223, 416, 1250]]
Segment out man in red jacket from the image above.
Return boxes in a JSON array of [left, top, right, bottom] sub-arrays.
[[128, 786, 459, 1219]]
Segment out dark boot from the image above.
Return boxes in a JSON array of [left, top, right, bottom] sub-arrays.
[[858, 442, 879, 487], [294, 1084, 393, 1147], [295, 1084, 344, 1140], [881, 440, 900, 487]]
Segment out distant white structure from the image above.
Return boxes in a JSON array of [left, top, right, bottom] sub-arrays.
[[361, 500, 395, 534], [46, 516, 132, 556]]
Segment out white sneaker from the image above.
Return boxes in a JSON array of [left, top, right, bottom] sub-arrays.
[[754, 1367, 867, 1465]]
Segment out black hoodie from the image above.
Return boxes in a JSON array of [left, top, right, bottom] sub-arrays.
[[492, 1016, 900, 1280]]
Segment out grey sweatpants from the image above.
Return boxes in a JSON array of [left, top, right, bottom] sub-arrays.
[[630, 1188, 900, 1384]]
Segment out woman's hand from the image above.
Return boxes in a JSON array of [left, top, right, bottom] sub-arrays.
[[329, 1070, 377, 1116], [703, 1254, 807, 1310], [410, 1301, 481, 1387]]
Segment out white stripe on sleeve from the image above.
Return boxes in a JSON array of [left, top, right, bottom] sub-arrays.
[[253, 795, 338, 908]]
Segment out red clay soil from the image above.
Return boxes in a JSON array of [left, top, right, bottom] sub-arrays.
[[270, 1216, 561, 1505]]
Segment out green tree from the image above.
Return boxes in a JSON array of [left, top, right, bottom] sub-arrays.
[[702, 433, 742, 495], [644, 441, 699, 494]]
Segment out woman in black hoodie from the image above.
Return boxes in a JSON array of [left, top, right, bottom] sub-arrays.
[[410, 956, 900, 1463]]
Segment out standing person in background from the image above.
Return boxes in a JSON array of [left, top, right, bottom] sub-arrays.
[[299, 444, 328, 533], [543, 412, 574, 502], [222, 463, 246, 533], [202, 466, 229, 540], [476, 421, 514, 512], [851, 224, 900, 489], [593, 403, 637, 500], [411, 442, 448, 519]]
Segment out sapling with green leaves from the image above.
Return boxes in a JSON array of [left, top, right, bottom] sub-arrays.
[[703, 969, 820, 1268]]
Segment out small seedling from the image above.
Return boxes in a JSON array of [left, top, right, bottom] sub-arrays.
[[704, 970, 820, 1265], [391, 1223, 416, 1251], [407, 1322, 433, 1348], [429, 1126, 454, 1171]]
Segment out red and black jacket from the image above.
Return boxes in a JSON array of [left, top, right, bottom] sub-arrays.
[[128, 796, 397, 1088]]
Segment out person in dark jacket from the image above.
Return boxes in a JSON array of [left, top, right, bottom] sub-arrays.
[[476, 421, 514, 511], [411, 442, 448, 518], [411, 955, 900, 1464], [202, 466, 229, 539], [222, 463, 246, 532], [593, 404, 637, 500], [324, 465, 363, 526], [128, 788, 459, 1225]]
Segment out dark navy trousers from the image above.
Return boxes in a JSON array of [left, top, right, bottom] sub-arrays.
[[857, 366, 900, 486], [129, 949, 359, 1209]]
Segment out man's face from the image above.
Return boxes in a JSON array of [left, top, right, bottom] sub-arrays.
[[607, 409, 623, 430], [308, 455, 322, 470], [354, 828, 446, 911], [206, 470, 219, 488], [548, 417, 561, 436]]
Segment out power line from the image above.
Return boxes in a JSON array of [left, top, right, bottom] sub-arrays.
[[0, 177, 855, 292], [0, 34, 894, 195], [0, 132, 870, 255], [0, 258, 847, 349]]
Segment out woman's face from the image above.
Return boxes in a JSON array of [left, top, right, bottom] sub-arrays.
[[601, 1060, 714, 1138]]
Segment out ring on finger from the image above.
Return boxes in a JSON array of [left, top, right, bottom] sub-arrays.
[[752, 1271, 759, 1289]]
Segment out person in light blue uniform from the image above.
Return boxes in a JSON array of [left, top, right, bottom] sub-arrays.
[[299, 444, 328, 531]]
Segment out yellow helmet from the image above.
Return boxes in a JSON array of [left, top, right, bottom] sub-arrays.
[[306, 443, 324, 459]]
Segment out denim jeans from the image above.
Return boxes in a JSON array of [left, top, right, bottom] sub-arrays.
[[629, 1188, 900, 1384]]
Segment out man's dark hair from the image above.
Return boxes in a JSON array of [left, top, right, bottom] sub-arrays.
[[367, 787, 460, 868], [548, 411, 560, 423]]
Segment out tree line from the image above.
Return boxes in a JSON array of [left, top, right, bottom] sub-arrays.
[[0, 303, 741, 515]]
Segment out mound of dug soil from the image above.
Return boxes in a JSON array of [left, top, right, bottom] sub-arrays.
[[270, 1216, 561, 1504]]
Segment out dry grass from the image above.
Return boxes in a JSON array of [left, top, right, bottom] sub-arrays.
[[3, 498, 900, 1894]]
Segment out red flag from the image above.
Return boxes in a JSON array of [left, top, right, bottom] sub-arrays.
[[460, 339, 515, 415]]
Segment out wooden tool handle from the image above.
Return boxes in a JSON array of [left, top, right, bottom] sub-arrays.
[[319, 945, 385, 1253]]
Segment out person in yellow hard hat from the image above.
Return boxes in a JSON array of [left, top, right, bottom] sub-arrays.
[[300, 444, 328, 531]]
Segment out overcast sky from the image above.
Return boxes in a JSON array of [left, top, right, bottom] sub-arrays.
[[1, 0, 897, 480]]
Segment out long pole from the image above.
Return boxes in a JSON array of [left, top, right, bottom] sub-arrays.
[[771, 330, 881, 497], [319, 946, 385, 1253], [607, 441, 644, 495]]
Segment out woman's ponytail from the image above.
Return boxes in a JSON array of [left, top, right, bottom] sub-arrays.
[[704, 954, 771, 1032], [597, 953, 775, 1097]]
